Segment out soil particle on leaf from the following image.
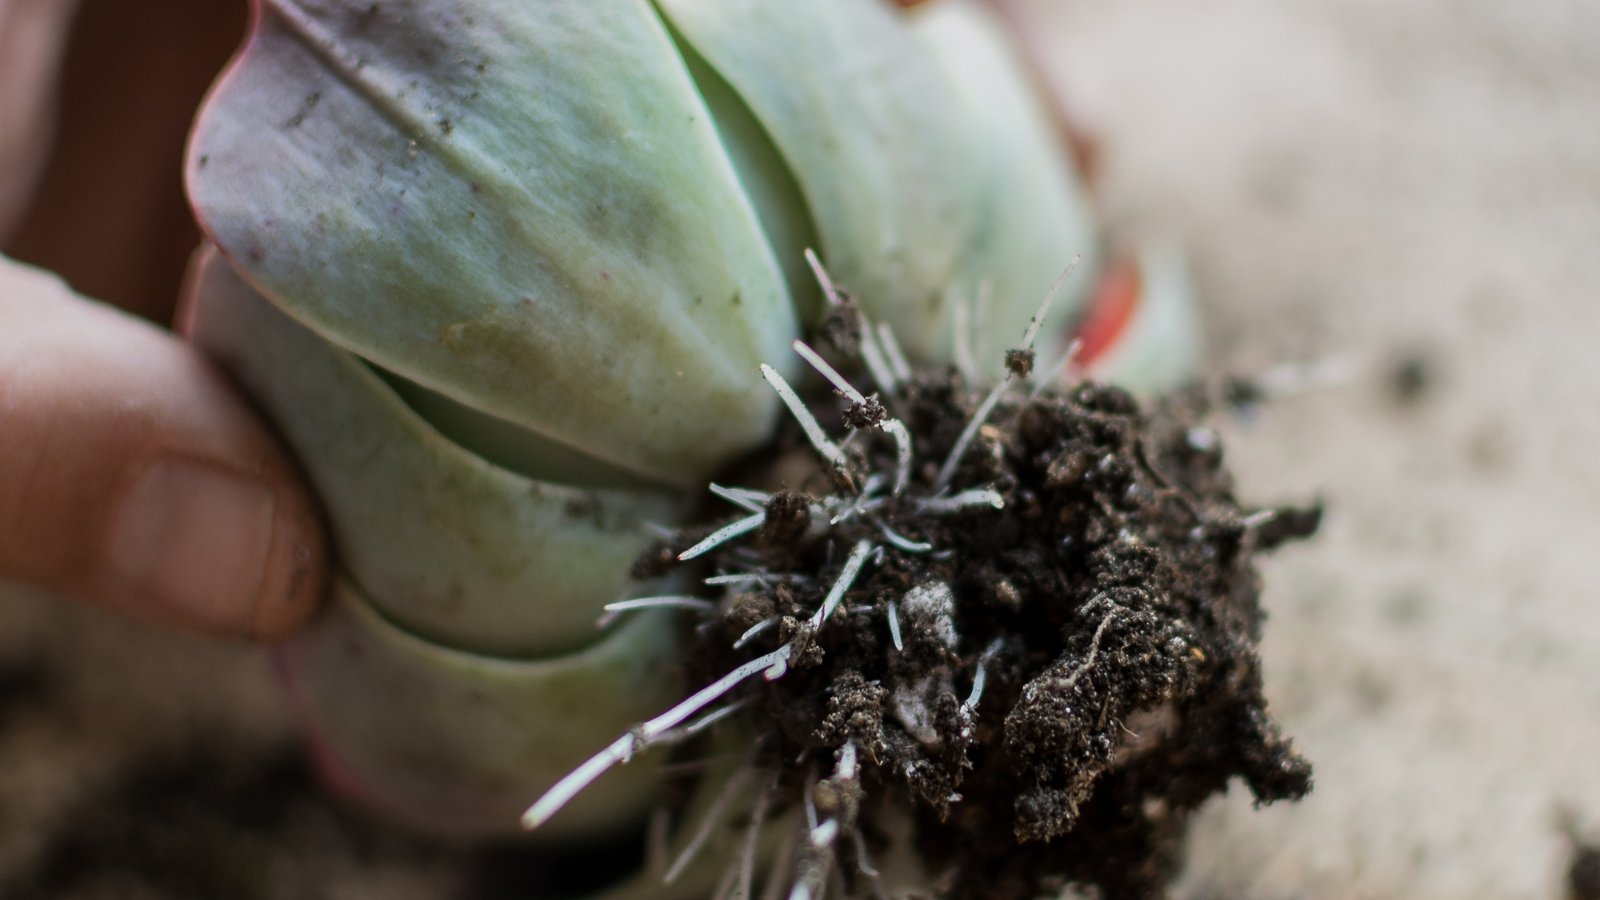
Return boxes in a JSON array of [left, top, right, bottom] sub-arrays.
[[643, 345, 1316, 899]]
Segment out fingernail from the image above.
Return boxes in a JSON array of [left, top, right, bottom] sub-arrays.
[[111, 457, 277, 631]]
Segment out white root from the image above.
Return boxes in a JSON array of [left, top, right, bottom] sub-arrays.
[[804, 249, 899, 398], [1056, 604, 1121, 695], [827, 478, 883, 525], [804, 248, 843, 306], [793, 340, 913, 495], [856, 333, 899, 401], [793, 339, 866, 405], [734, 617, 779, 649], [837, 740, 858, 782], [876, 521, 932, 554], [916, 489, 1005, 515], [935, 256, 1082, 492], [809, 819, 840, 850], [875, 322, 913, 384], [521, 644, 793, 831], [655, 698, 752, 746], [931, 376, 1011, 494], [963, 637, 1006, 719], [598, 595, 716, 627], [762, 364, 848, 471], [1240, 509, 1278, 529], [681, 512, 768, 561], [525, 541, 874, 831], [531, 257, 1113, 876], [706, 572, 811, 587], [881, 419, 913, 496], [710, 482, 770, 513], [1020, 256, 1082, 352], [1031, 337, 1084, 399], [808, 541, 874, 631]]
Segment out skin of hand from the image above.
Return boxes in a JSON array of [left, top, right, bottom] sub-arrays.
[[0, 0, 328, 639]]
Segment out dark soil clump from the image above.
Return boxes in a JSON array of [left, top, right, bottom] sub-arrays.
[[643, 330, 1316, 898]]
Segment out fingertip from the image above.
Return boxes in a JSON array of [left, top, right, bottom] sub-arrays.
[[249, 468, 329, 640], [104, 451, 328, 640], [0, 255, 329, 639]]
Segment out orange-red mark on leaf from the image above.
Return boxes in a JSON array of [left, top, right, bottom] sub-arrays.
[[1073, 256, 1141, 367]]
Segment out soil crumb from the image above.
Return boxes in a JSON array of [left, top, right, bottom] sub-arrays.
[[1571, 840, 1600, 900], [1388, 350, 1435, 407], [644, 347, 1317, 899]]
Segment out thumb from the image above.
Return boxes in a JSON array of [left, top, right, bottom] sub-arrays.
[[0, 254, 327, 638]]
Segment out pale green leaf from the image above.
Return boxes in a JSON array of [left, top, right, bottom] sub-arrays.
[[186, 247, 682, 657], [187, 0, 799, 487], [279, 579, 683, 838], [654, 0, 1103, 363]]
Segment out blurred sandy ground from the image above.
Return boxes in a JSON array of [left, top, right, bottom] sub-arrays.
[[1026, 0, 1600, 896], [2, 1, 1598, 897]]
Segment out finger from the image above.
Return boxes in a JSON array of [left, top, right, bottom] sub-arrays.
[[0, 255, 327, 639]]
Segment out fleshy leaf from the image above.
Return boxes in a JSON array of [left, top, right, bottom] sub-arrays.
[[908, 0, 1106, 365], [188, 0, 799, 488], [654, 0, 1103, 363], [1082, 245, 1203, 392], [278, 580, 683, 838], [185, 246, 682, 656]]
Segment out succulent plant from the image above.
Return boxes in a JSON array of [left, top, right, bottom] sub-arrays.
[[181, 0, 1226, 893]]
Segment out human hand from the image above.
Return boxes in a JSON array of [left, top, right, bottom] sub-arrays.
[[0, 259, 327, 638], [0, 0, 327, 639]]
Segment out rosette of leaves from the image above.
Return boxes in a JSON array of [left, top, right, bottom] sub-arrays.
[[183, 0, 1197, 860]]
